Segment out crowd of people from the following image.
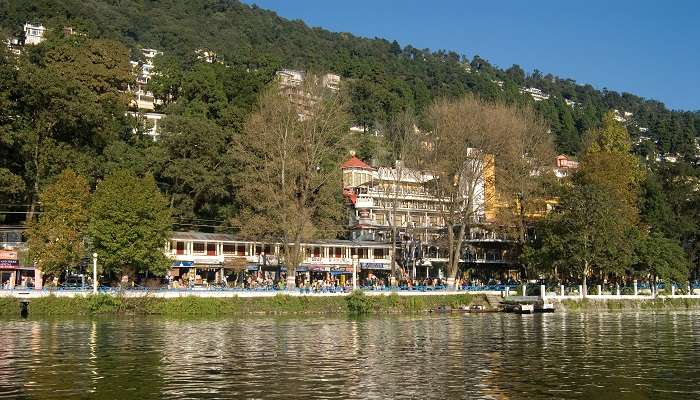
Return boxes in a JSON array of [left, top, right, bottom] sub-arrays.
[[1, 266, 522, 292], [157, 269, 523, 292]]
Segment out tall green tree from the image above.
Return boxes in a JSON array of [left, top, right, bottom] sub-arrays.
[[634, 232, 690, 291], [525, 111, 642, 292], [9, 35, 132, 220], [88, 170, 172, 279], [26, 170, 91, 278], [578, 110, 644, 224], [524, 184, 636, 294], [0, 47, 25, 212], [158, 114, 234, 223]]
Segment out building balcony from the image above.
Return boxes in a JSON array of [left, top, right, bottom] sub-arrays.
[[465, 233, 512, 242], [365, 188, 436, 200], [355, 197, 374, 208]]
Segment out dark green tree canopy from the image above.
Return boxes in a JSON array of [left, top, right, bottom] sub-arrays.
[[88, 170, 172, 277]]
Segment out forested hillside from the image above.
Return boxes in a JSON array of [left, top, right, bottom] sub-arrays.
[[3, 0, 699, 156], [0, 0, 698, 248]]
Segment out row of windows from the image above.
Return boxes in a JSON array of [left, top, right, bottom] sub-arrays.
[[374, 199, 444, 211], [173, 241, 386, 259], [370, 213, 443, 227]]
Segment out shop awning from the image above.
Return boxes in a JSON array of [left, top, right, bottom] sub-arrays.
[[172, 261, 194, 267], [261, 265, 287, 272], [224, 257, 249, 271]]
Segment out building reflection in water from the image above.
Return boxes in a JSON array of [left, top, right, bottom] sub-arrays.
[[1, 313, 700, 399]]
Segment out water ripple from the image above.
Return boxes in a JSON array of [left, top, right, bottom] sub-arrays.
[[0, 312, 699, 399]]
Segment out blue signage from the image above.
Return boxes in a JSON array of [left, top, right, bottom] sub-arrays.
[[172, 261, 194, 267]]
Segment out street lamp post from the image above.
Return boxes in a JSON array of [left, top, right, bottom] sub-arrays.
[[352, 255, 358, 291], [92, 253, 98, 294]]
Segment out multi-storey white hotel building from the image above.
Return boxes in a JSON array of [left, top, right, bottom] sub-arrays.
[[341, 154, 516, 275], [341, 155, 445, 243]]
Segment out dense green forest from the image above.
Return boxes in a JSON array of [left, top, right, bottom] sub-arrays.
[[2, 0, 699, 155], [0, 0, 698, 256]]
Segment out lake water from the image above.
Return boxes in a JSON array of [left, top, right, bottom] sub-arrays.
[[1, 312, 699, 399]]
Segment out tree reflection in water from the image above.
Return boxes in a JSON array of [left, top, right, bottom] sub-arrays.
[[0, 313, 698, 399]]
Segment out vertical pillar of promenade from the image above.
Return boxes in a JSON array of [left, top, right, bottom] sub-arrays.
[[35, 267, 43, 290], [560, 284, 565, 297], [352, 255, 358, 291], [633, 280, 638, 296], [671, 284, 676, 297], [540, 284, 546, 300], [597, 285, 602, 296], [522, 283, 526, 297], [616, 283, 620, 296]]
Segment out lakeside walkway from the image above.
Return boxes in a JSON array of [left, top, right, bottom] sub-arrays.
[[0, 287, 497, 298], [2, 287, 700, 300]]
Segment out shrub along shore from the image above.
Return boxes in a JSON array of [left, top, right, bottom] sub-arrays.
[[0, 292, 485, 317], [557, 297, 700, 312], [3, 293, 700, 317]]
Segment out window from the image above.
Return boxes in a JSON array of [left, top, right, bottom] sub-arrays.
[[206, 243, 216, 256], [193, 242, 205, 254], [351, 247, 368, 258], [373, 248, 385, 259], [223, 244, 235, 254], [175, 242, 185, 255], [333, 247, 342, 258], [375, 213, 385, 225], [237, 244, 246, 256]]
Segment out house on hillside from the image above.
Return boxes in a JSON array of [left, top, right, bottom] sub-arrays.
[[195, 48, 222, 64], [127, 111, 165, 140], [23, 23, 46, 45], [128, 49, 163, 111], [520, 87, 550, 101], [554, 154, 579, 178]]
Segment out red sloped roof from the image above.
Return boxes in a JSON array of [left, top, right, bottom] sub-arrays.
[[343, 188, 357, 204], [341, 155, 374, 170]]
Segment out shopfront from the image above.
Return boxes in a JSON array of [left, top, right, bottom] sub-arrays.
[[0, 250, 20, 288], [360, 261, 391, 286], [330, 265, 353, 286]]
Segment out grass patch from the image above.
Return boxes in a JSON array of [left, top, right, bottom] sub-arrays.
[[559, 297, 700, 312], [19, 292, 485, 317], [349, 292, 481, 314], [0, 297, 20, 316]]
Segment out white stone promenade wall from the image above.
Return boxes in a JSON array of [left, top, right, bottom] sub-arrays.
[[0, 289, 502, 299]]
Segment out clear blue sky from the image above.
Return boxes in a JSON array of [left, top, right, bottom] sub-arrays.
[[243, 0, 700, 111]]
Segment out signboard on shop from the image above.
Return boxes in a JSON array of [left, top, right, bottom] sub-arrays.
[[0, 250, 18, 269]]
